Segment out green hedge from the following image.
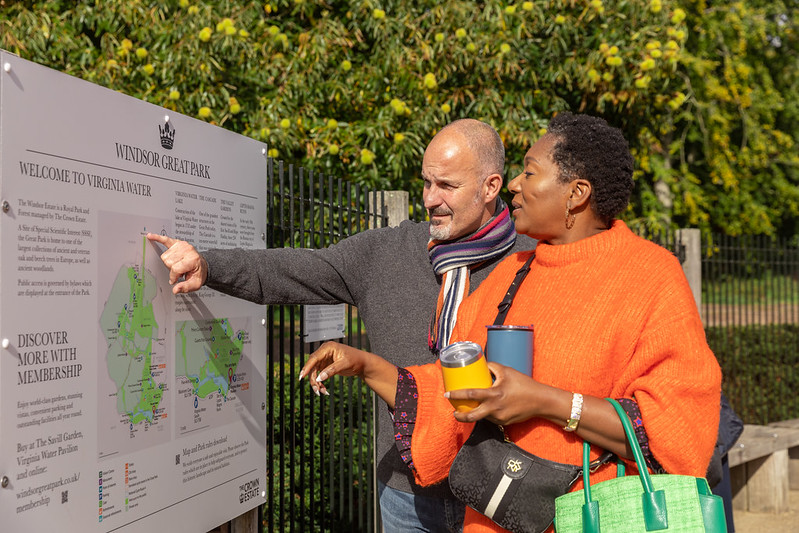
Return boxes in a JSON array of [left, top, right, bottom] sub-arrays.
[[707, 324, 799, 425], [267, 359, 373, 532]]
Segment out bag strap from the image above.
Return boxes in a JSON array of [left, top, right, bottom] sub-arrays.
[[491, 251, 615, 471], [493, 252, 535, 325], [581, 399, 668, 532], [490, 252, 533, 443]]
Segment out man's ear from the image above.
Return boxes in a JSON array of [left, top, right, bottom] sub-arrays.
[[568, 179, 592, 209], [484, 173, 503, 204]]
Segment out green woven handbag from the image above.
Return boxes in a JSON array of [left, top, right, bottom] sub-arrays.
[[553, 399, 727, 533]]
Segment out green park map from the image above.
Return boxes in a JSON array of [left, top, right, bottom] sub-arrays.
[[176, 318, 244, 400], [99, 236, 165, 426]]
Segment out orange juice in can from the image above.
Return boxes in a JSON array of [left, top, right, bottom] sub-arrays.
[[439, 341, 493, 412]]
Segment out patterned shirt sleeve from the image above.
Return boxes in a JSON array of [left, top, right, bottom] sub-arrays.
[[392, 367, 418, 470], [616, 397, 666, 474]]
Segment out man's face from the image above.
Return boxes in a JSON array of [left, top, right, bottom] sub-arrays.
[[421, 132, 490, 241]]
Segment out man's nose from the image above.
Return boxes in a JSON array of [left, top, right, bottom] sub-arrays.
[[423, 186, 441, 208]]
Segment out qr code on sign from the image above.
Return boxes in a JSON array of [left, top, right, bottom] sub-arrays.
[[62, 490, 68, 504]]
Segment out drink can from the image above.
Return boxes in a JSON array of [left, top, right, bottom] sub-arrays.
[[439, 341, 493, 412]]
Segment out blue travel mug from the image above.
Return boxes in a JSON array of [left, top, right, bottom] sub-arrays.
[[484, 325, 534, 375]]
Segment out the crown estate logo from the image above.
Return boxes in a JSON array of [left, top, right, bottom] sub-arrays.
[[239, 478, 260, 504], [159, 121, 175, 150]]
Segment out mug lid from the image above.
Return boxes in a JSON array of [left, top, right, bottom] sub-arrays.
[[439, 341, 483, 368], [485, 325, 534, 331]]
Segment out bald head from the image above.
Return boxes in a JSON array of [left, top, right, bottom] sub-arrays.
[[432, 119, 505, 179], [421, 119, 505, 241]]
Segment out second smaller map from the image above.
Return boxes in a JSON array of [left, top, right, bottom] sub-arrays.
[[175, 318, 251, 436]]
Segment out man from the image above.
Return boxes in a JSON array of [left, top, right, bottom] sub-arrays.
[[148, 119, 535, 533]]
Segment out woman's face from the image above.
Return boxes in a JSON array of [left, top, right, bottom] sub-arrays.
[[508, 135, 573, 244]]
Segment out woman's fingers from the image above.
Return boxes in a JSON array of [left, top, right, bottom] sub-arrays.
[[299, 353, 327, 396], [299, 343, 334, 378], [445, 388, 489, 422], [445, 387, 493, 403], [299, 342, 350, 396]]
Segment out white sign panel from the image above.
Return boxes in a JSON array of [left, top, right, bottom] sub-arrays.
[[302, 304, 346, 343], [0, 51, 267, 532]]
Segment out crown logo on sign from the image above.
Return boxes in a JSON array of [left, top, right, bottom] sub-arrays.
[[159, 121, 175, 150]]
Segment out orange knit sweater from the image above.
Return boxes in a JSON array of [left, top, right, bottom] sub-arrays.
[[407, 221, 722, 533]]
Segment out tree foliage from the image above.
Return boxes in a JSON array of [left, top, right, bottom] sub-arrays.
[[664, 0, 799, 238], [1, 0, 796, 237]]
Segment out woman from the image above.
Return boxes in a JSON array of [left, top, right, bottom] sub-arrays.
[[301, 112, 722, 532]]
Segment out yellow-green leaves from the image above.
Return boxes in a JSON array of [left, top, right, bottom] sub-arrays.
[[359, 149, 375, 164], [5, 0, 793, 236]]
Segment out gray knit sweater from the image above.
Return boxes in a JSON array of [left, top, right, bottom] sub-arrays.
[[203, 219, 535, 498]]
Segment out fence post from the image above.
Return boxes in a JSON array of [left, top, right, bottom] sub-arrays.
[[229, 509, 258, 533], [677, 228, 702, 320], [369, 190, 410, 228], [211, 507, 256, 533]]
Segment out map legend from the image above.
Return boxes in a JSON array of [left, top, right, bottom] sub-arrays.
[[125, 463, 129, 512]]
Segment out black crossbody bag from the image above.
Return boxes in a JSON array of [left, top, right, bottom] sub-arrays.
[[447, 253, 612, 533]]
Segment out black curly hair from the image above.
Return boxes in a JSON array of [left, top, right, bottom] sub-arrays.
[[546, 112, 634, 225]]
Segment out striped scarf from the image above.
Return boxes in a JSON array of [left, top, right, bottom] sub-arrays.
[[428, 199, 517, 353]]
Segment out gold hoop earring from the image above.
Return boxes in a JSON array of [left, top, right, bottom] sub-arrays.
[[565, 205, 576, 230]]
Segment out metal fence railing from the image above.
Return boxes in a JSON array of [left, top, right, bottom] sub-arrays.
[[701, 234, 799, 425], [702, 234, 799, 327], [264, 159, 387, 532]]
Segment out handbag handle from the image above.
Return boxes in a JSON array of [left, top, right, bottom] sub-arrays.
[[581, 399, 668, 532]]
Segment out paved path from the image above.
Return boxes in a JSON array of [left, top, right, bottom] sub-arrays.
[[732, 489, 798, 532], [703, 303, 799, 326]]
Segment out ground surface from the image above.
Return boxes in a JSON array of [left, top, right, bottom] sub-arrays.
[[732, 488, 799, 532]]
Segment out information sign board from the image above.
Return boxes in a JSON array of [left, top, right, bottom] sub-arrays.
[[0, 51, 267, 533], [303, 304, 346, 343]]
